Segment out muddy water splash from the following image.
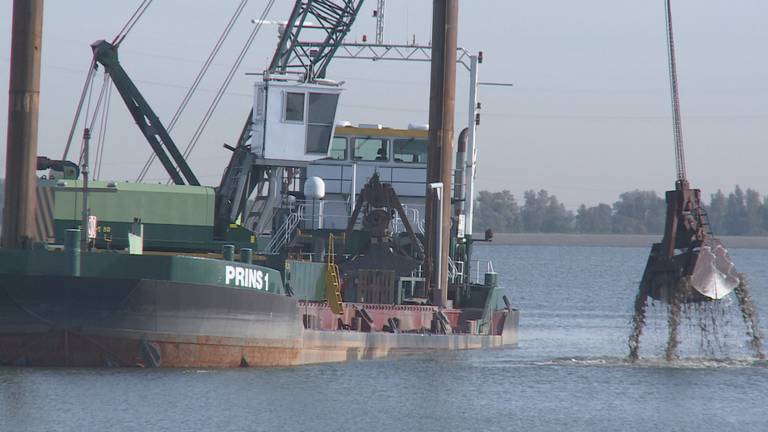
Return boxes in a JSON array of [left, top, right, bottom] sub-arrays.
[[627, 290, 648, 361], [733, 277, 765, 359], [628, 274, 765, 361], [664, 288, 682, 361]]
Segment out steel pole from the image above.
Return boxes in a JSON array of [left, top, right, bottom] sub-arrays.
[[464, 55, 479, 235], [80, 128, 91, 251], [426, 0, 458, 307], [2, 0, 44, 249]]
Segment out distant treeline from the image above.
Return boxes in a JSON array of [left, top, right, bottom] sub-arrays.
[[474, 186, 768, 236]]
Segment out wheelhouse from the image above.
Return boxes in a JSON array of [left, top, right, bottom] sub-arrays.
[[305, 124, 429, 230]]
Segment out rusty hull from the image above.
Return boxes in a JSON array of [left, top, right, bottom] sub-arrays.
[[0, 274, 517, 368]]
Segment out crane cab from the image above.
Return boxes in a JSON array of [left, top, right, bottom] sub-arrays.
[[251, 79, 343, 165]]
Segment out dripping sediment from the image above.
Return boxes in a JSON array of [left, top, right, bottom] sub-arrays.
[[628, 275, 765, 361], [628, 288, 648, 362], [733, 276, 764, 359]]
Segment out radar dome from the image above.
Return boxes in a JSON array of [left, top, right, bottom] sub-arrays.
[[304, 176, 326, 200]]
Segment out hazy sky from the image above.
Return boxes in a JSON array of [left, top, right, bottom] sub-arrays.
[[2, 1, 767, 209]]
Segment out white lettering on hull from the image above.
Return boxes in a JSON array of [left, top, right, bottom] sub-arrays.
[[225, 265, 269, 290]]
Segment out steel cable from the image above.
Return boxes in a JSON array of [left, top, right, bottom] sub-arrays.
[[94, 80, 113, 180], [77, 70, 100, 165], [178, 0, 277, 167], [113, 0, 154, 48], [61, 59, 96, 160], [137, 0, 251, 182], [63, 0, 152, 161], [664, 0, 687, 182]]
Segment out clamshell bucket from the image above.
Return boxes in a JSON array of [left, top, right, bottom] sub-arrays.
[[639, 182, 739, 303]]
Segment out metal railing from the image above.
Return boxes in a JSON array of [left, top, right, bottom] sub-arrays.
[[470, 259, 494, 284], [392, 206, 424, 235], [264, 211, 301, 254], [448, 257, 465, 284]]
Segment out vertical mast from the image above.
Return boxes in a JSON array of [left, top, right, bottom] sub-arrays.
[[425, 0, 458, 307], [665, 0, 687, 186], [374, 0, 385, 44], [2, 0, 44, 249]]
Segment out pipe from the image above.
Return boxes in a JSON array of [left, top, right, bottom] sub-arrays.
[[464, 54, 479, 235], [80, 128, 91, 251], [425, 0, 458, 308], [65, 229, 81, 277], [428, 182, 444, 306], [1, 0, 44, 249], [454, 128, 468, 218]]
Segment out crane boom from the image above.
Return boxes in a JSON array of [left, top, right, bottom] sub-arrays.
[[91, 40, 200, 186], [268, 0, 365, 81]]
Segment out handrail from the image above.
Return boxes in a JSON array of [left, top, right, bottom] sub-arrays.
[[447, 257, 465, 284], [471, 259, 494, 284], [264, 211, 300, 253]]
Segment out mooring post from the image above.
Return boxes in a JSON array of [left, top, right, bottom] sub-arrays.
[[240, 248, 253, 265], [65, 229, 81, 277]]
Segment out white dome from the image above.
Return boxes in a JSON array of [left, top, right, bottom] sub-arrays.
[[304, 176, 326, 200]]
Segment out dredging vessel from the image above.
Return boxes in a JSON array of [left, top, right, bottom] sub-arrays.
[[0, 0, 518, 367]]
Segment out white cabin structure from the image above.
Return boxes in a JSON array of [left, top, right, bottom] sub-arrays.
[[305, 124, 429, 231]]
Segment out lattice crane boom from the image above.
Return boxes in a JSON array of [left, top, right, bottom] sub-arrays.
[[268, 0, 365, 81]]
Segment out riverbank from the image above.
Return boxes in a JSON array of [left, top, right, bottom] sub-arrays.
[[481, 233, 768, 249]]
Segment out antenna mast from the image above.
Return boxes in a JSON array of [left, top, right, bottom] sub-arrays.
[[374, 0, 385, 44]]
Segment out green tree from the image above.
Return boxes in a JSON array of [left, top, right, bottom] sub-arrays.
[[724, 185, 747, 235], [521, 190, 546, 232], [707, 189, 727, 234], [745, 188, 763, 235], [472, 185, 768, 236], [474, 190, 521, 232], [611, 190, 665, 234], [576, 203, 613, 233], [541, 194, 574, 232]]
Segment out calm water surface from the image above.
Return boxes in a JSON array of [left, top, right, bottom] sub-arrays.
[[2, 245, 767, 431]]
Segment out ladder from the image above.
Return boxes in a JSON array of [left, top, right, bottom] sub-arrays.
[[325, 233, 344, 315]]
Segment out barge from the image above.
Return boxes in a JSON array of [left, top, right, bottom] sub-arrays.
[[0, 0, 518, 368]]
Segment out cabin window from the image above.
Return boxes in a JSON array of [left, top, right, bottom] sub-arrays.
[[328, 137, 348, 160], [306, 93, 339, 154], [284, 92, 305, 122], [393, 138, 428, 164], [353, 137, 388, 161]]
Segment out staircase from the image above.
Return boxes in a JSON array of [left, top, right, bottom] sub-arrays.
[[264, 210, 301, 254]]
